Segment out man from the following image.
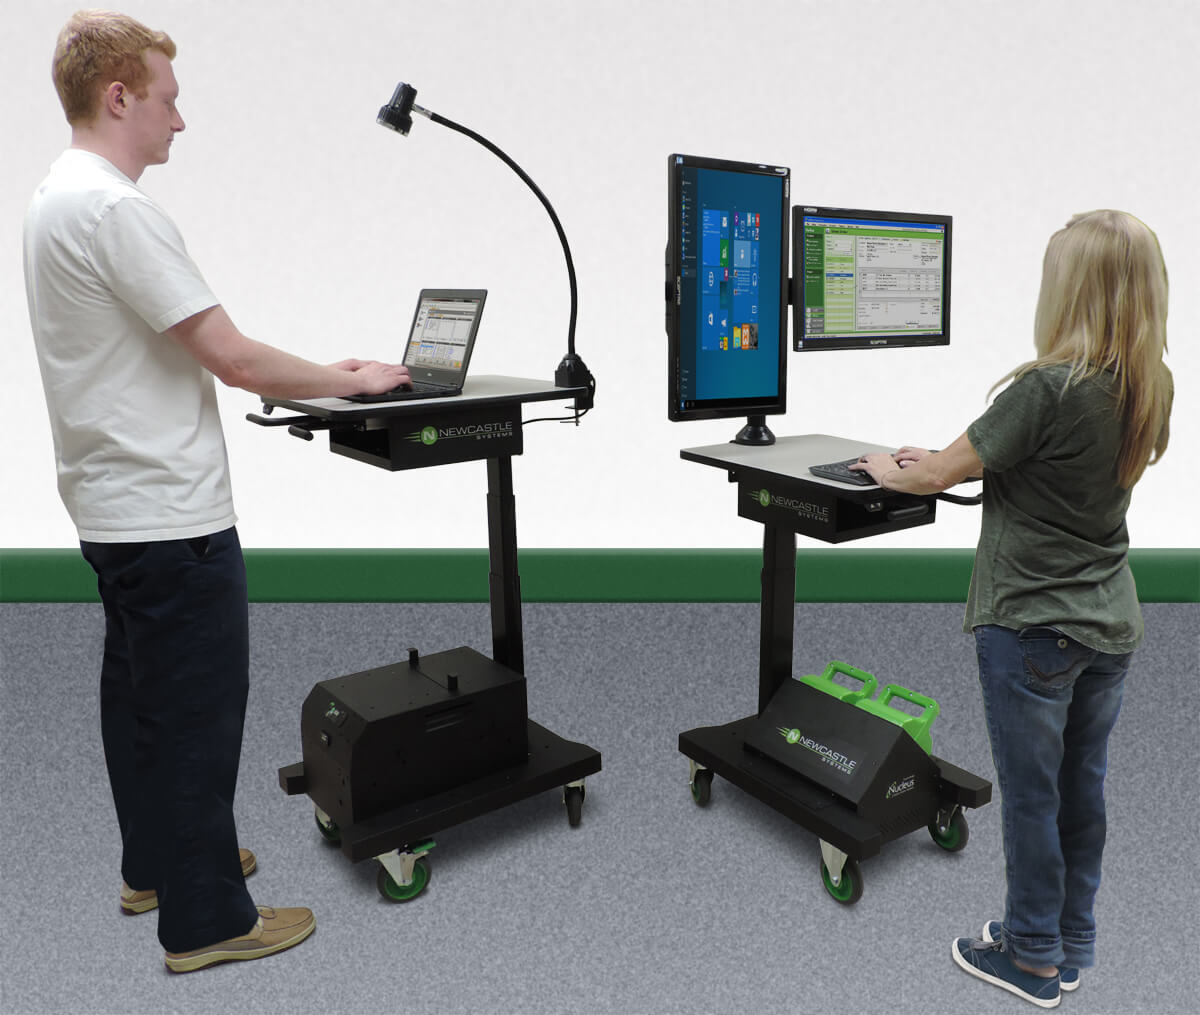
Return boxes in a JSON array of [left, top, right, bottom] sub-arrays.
[[23, 11, 410, 973]]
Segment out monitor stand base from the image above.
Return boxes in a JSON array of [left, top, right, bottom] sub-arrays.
[[733, 415, 775, 446]]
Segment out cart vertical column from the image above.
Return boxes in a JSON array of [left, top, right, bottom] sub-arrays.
[[758, 522, 796, 714], [487, 455, 524, 675]]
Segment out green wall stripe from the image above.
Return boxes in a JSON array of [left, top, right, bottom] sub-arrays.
[[2, 548, 1196, 603]]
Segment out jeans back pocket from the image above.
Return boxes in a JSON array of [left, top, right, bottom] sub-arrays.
[[1018, 626, 1095, 696]]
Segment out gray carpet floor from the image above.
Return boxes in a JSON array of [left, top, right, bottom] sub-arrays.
[[1, 601, 1196, 1015]]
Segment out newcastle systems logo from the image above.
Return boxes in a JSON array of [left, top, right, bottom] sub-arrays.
[[751, 488, 830, 524], [405, 421, 515, 446], [776, 726, 857, 776]]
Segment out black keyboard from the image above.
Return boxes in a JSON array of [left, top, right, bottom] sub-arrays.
[[343, 382, 457, 404], [808, 457, 877, 486]]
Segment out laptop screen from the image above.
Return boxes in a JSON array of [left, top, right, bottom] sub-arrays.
[[401, 290, 487, 386]]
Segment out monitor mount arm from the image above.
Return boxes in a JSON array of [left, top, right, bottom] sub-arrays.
[[378, 82, 594, 413]]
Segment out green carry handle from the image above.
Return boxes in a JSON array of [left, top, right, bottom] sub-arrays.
[[855, 683, 940, 754], [799, 660, 879, 704]]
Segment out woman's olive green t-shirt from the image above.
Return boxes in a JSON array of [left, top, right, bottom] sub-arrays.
[[964, 364, 1142, 654]]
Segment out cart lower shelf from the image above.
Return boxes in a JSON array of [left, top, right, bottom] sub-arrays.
[[679, 715, 991, 861], [280, 718, 602, 863]]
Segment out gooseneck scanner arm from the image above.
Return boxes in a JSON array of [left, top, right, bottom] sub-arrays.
[[377, 81, 595, 411]]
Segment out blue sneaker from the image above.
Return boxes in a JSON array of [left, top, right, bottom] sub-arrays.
[[983, 920, 1080, 991], [952, 937, 1061, 1008]]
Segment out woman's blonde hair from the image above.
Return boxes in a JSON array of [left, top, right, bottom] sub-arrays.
[[995, 209, 1173, 488], [52, 9, 176, 126]]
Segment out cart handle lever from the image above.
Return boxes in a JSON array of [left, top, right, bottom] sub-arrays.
[[246, 411, 311, 428], [245, 412, 335, 442]]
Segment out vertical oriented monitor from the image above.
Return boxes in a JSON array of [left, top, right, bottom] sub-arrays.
[[793, 206, 951, 351], [667, 154, 790, 430]]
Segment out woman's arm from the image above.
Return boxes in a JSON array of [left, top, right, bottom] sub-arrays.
[[850, 431, 984, 494]]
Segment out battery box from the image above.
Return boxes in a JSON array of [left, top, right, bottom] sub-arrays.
[[299, 645, 528, 828], [744, 678, 940, 838]]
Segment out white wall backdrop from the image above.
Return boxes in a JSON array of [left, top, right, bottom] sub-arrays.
[[4, 0, 1196, 550]]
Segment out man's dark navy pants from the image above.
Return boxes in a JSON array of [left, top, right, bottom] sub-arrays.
[[81, 526, 258, 953]]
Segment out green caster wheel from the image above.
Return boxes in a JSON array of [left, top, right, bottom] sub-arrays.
[[314, 808, 340, 846], [690, 768, 713, 807], [377, 857, 430, 903], [929, 809, 969, 852], [820, 856, 863, 905]]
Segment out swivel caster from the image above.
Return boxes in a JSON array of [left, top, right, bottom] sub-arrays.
[[375, 840, 435, 903], [687, 760, 713, 807], [819, 840, 863, 905], [314, 806, 340, 846], [377, 857, 431, 902], [929, 807, 969, 852], [563, 780, 586, 827]]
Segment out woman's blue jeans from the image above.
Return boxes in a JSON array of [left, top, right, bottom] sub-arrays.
[[974, 624, 1131, 970], [81, 527, 259, 953]]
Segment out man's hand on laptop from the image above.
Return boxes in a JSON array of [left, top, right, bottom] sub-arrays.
[[331, 360, 411, 394]]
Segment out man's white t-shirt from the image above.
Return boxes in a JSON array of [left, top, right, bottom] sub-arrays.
[[24, 149, 236, 543]]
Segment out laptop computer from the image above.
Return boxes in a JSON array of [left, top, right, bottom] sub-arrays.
[[343, 288, 487, 402]]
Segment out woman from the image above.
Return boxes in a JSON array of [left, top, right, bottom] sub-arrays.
[[852, 210, 1173, 1009]]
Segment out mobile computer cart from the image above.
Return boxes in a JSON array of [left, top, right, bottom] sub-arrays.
[[677, 434, 991, 905], [250, 376, 602, 902]]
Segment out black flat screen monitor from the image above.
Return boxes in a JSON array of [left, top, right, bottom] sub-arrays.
[[793, 205, 951, 352], [667, 154, 790, 443]]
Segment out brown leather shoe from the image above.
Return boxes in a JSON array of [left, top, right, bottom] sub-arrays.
[[164, 906, 316, 973], [120, 848, 257, 914]]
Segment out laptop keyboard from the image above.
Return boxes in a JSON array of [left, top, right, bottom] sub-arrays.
[[342, 382, 454, 403]]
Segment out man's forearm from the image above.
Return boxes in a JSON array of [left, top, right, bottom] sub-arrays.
[[217, 337, 365, 399], [168, 305, 369, 399]]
